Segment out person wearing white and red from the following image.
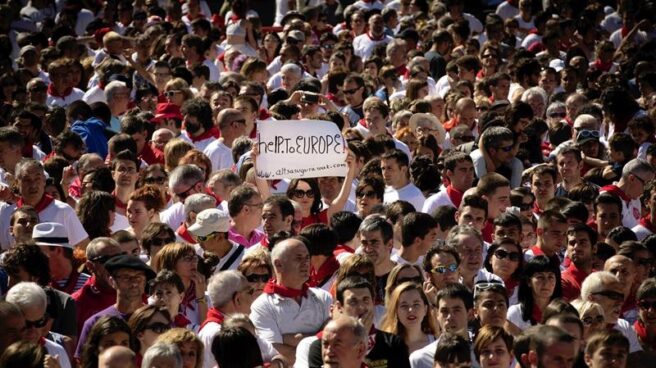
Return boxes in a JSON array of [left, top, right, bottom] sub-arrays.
[[227, 185, 266, 248], [423, 152, 475, 214], [177, 193, 216, 244], [530, 165, 557, 218], [600, 158, 655, 230], [72, 237, 124, 334], [204, 108, 247, 173], [320, 317, 368, 368], [561, 224, 597, 302], [261, 196, 295, 249], [179, 98, 220, 152], [151, 102, 183, 136], [11, 159, 88, 249], [300, 224, 340, 292], [198, 270, 256, 368], [354, 98, 411, 157], [46, 59, 84, 107], [633, 181, 656, 240], [0, 127, 26, 188], [381, 150, 425, 211], [353, 14, 392, 61], [250, 238, 332, 362], [189, 208, 245, 272], [6, 282, 72, 368], [340, 74, 367, 126], [111, 150, 140, 216], [524, 210, 568, 267], [633, 278, 656, 351], [181, 34, 219, 82], [120, 115, 165, 165]]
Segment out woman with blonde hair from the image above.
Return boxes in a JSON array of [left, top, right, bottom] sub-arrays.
[[571, 299, 606, 344], [153, 242, 207, 326], [156, 328, 204, 368], [164, 78, 194, 106], [163, 138, 194, 173], [237, 247, 273, 299], [380, 281, 437, 353]]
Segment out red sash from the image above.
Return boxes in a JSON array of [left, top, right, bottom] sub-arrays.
[[17, 194, 54, 213], [200, 307, 224, 330], [634, 319, 656, 350], [263, 279, 309, 298], [446, 185, 464, 208], [188, 126, 220, 143], [47, 84, 72, 98], [639, 215, 656, 234]]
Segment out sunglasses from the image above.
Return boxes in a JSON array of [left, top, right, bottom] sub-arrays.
[[144, 176, 167, 185], [175, 180, 201, 200], [397, 276, 424, 285], [431, 263, 458, 274], [343, 87, 361, 95], [145, 322, 171, 334], [637, 258, 654, 267], [494, 249, 521, 262], [245, 273, 270, 283], [150, 237, 175, 247], [25, 314, 49, 329], [164, 90, 182, 98], [577, 129, 600, 140], [581, 315, 605, 326], [593, 290, 624, 301], [638, 300, 656, 310], [293, 189, 315, 198], [356, 190, 377, 199], [474, 280, 506, 295], [517, 202, 534, 211], [196, 232, 220, 242], [548, 112, 567, 118]]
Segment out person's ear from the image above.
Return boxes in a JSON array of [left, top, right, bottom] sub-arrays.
[[583, 352, 593, 367], [454, 210, 460, 223], [527, 350, 538, 366], [283, 215, 293, 228]]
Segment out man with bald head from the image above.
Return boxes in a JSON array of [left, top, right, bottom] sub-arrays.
[[73, 237, 124, 334], [151, 128, 175, 153], [204, 108, 246, 172], [98, 345, 136, 368], [250, 238, 332, 363], [444, 98, 478, 134], [321, 316, 367, 368], [604, 255, 639, 324]]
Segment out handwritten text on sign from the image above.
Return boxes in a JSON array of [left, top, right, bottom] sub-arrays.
[[256, 120, 348, 179]]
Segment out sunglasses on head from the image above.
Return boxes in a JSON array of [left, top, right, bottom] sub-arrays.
[[196, 232, 220, 242], [473, 280, 506, 297], [593, 290, 624, 301], [577, 129, 600, 140], [245, 273, 271, 283], [431, 263, 458, 274], [293, 189, 315, 198], [145, 322, 171, 334], [494, 249, 521, 262]]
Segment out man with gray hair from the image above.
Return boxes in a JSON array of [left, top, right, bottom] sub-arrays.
[[105, 80, 131, 132], [204, 108, 247, 172], [280, 63, 303, 92], [321, 316, 367, 368], [177, 193, 216, 243], [198, 270, 255, 368], [160, 164, 207, 230], [69, 153, 105, 200], [142, 343, 182, 368], [600, 158, 655, 228], [470, 126, 524, 188], [208, 169, 242, 211], [6, 282, 72, 368], [73, 237, 124, 334]]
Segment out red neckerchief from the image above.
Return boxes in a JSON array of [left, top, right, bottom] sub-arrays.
[[174, 313, 191, 328], [52, 268, 80, 295], [333, 244, 354, 257], [47, 83, 72, 98], [200, 307, 225, 330], [249, 123, 257, 139], [176, 223, 195, 244], [17, 194, 54, 213], [482, 219, 494, 243], [367, 32, 384, 41], [601, 184, 631, 203], [188, 126, 220, 143], [259, 108, 270, 120], [140, 144, 165, 165], [634, 320, 656, 350], [181, 280, 196, 313], [395, 64, 408, 77], [358, 118, 368, 128], [531, 304, 543, 324], [446, 185, 464, 208], [21, 143, 34, 158], [443, 117, 457, 131], [530, 245, 545, 256], [639, 215, 656, 234], [113, 192, 127, 211], [270, 180, 282, 190], [505, 278, 518, 298], [594, 59, 613, 72], [309, 256, 340, 287], [533, 201, 544, 216], [476, 69, 486, 80], [621, 26, 629, 38], [229, 14, 241, 23], [39, 336, 46, 346], [263, 279, 309, 298], [204, 187, 221, 205], [260, 237, 270, 250], [98, 80, 106, 90]]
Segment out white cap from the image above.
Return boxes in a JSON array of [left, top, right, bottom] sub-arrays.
[[188, 208, 231, 237]]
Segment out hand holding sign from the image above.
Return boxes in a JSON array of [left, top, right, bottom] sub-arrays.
[[255, 120, 348, 180]]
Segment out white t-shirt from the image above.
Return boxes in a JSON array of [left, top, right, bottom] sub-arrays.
[[250, 287, 332, 344], [422, 190, 455, 215], [496, 1, 519, 19], [160, 202, 185, 230], [384, 183, 426, 212], [390, 252, 424, 267], [203, 139, 234, 172], [45, 338, 72, 368], [507, 304, 531, 331], [353, 33, 392, 61], [614, 318, 643, 353], [82, 85, 107, 105], [36, 199, 88, 246], [47, 88, 84, 108], [632, 223, 653, 241], [179, 130, 216, 152]]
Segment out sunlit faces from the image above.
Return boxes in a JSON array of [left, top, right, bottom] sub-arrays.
[[478, 337, 512, 368], [359, 230, 392, 266], [380, 158, 407, 188], [356, 185, 382, 217], [567, 231, 594, 266], [397, 288, 428, 328], [483, 186, 511, 219], [112, 159, 138, 188], [595, 203, 621, 238], [457, 205, 486, 231], [262, 203, 291, 237], [98, 331, 131, 352], [533, 340, 577, 368], [589, 281, 624, 324], [557, 152, 582, 181], [529, 272, 557, 300], [475, 291, 508, 328], [436, 296, 470, 335], [428, 252, 460, 289], [530, 173, 555, 202], [584, 343, 628, 368], [538, 220, 567, 256], [454, 234, 483, 278], [151, 283, 183, 313], [490, 244, 521, 281], [447, 160, 475, 191]]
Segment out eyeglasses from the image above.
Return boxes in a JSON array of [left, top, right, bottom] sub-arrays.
[[638, 300, 656, 310], [246, 273, 270, 283], [548, 112, 567, 118], [175, 181, 201, 200], [196, 232, 221, 242], [181, 254, 197, 263], [493, 249, 521, 262], [431, 263, 458, 274], [322, 43, 334, 49], [632, 173, 647, 186], [145, 322, 171, 334], [581, 315, 605, 326], [90, 252, 127, 265], [144, 176, 167, 185], [25, 314, 49, 329], [293, 189, 315, 198], [164, 90, 182, 98], [150, 237, 175, 247], [356, 190, 378, 199], [592, 290, 624, 301], [397, 276, 424, 284], [343, 87, 361, 95], [453, 135, 475, 142]]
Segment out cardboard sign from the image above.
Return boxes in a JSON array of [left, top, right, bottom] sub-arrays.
[[256, 120, 348, 179]]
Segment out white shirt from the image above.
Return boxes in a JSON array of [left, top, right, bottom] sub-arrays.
[[203, 139, 234, 172], [632, 223, 653, 241], [384, 183, 426, 212], [82, 85, 107, 105], [353, 33, 392, 61], [390, 252, 424, 267], [294, 335, 318, 368], [199, 320, 278, 368], [47, 88, 84, 108], [352, 0, 384, 10], [110, 213, 130, 233], [422, 190, 455, 215], [45, 338, 72, 368], [212, 242, 245, 272], [250, 287, 332, 344], [179, 130, 216, 153], [507, 304, 532, 331], [470, 148, 523, 189], [38, 199, 88, 246], [496, 1, 519, 19], [160, 202, 185, 230], [600, 185, 641, 229], [614, 318, 643, 353]]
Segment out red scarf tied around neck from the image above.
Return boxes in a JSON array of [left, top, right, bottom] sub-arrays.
[[200, 307, 225, 330], [17, 194, 54, 213], [634, 320, 656, 350], [263, 279, 309, 298]]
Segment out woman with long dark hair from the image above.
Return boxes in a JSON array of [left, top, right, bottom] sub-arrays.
[[77, 190, 117, 239]]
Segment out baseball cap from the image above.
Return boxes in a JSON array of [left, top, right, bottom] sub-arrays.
[[188, 208, 231, 237]]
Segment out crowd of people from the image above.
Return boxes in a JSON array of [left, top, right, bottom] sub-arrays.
[[1, 0, 656, 367]]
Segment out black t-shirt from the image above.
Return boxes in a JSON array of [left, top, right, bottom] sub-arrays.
[[308, 329, 411, 368], [374, 273, 389, 304]]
